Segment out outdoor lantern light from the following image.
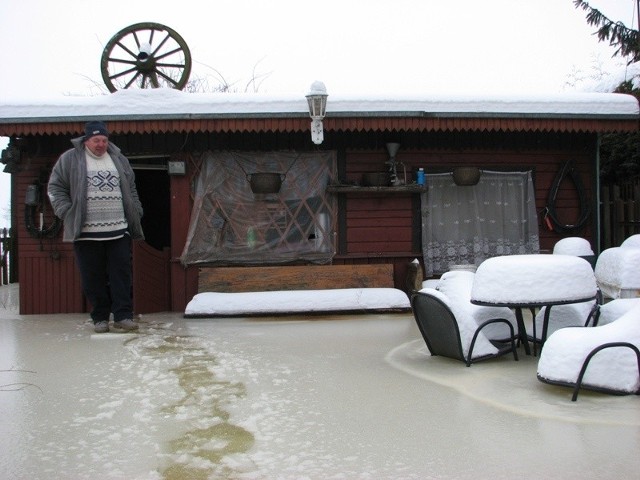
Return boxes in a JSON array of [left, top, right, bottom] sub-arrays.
[[306, 81, 328, 145]]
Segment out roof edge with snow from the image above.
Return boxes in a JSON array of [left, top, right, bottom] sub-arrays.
[[0, 88, 637, 136]]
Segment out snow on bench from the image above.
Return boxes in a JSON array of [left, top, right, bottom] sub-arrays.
[[186, 264, 411, 317], [185, 288, 411, 317]]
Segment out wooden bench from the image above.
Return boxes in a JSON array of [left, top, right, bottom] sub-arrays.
[[198, 264, 395, 293], [190, 264, 411, 317]]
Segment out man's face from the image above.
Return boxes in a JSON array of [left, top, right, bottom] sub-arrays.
[[84, 135, 109, 156]]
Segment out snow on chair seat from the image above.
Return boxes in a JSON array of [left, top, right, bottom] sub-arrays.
[[621, 234, 640, 249], [553, 237, 594, 256], [532, 300, 597, 340], [537, 302, 640, 400], [427, 270, 517, 342], [553, 237, 595, 269], [597, 298, 640, 326], [595, 247, 640, 299]]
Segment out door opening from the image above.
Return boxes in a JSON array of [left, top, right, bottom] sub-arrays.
[[131, 162, 172, 313], [134, 167, 171, 251]]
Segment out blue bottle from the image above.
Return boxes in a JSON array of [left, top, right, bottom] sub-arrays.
[[417, 168, 425, 185]]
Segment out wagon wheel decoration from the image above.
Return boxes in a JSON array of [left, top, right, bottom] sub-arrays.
[[101, 22, 192, 92]]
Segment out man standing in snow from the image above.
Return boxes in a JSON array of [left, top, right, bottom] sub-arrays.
[[48, 121, 144, 333]]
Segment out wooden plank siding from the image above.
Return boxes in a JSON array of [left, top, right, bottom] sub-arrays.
[[338, 150, 419, 257], [336, 147, 595, 259], [7, 128, 604, 313], [14, 152, 86, 314], [18, 246, 84, 314], [345, 197, 415, 254], [601, 180, 640, 249]]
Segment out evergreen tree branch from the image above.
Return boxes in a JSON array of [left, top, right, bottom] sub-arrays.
[[574, 0, 640, 62]]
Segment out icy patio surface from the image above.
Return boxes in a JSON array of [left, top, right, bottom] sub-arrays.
[[1, 286, 640, 479]]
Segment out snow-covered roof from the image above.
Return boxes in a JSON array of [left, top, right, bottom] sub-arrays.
[[0, 88, 638, 123]]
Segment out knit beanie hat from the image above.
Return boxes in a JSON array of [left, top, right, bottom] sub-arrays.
[[84, 121, 109, 140]]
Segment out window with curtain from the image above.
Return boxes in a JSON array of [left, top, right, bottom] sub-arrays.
[[180, 150, 337, 266], [421, 170, 540, 276]]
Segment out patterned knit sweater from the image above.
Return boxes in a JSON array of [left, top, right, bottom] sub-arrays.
[[78, 150, 128, 240]]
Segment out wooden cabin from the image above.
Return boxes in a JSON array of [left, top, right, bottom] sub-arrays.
[[0, 89, 638, 314]]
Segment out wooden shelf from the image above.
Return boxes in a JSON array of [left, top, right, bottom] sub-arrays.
[[326, 184, 426, 194], [333, 252, 423, 259]]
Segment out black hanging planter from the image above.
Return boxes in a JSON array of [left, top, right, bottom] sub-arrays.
[[247, 172, 286, 194], [452, 167, 481, 186]]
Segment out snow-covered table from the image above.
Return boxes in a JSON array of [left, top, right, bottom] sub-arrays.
[[470, 254, 598, 355]]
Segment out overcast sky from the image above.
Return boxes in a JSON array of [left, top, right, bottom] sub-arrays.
[[0, 0, 638, 227], [1, 0, 637, 98]]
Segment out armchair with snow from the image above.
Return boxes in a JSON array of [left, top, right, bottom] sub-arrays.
[[411, 289, 519, 367], [594, 234, 640, 300], [537, 302, 640, 401]]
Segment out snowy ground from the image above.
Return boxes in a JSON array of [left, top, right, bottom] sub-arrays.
[[1, 285, 640, 479]]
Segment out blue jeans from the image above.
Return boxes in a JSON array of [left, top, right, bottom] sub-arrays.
[[74, 235, 132, 323]]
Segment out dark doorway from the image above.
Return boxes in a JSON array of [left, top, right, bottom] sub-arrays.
[[131, 165, 172, 313], [133, 167, 171, 251]]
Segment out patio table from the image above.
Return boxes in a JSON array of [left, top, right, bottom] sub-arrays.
[[470, 254, 598, 355]]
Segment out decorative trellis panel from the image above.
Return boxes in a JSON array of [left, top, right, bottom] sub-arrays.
[[181, 151, 337, 265]]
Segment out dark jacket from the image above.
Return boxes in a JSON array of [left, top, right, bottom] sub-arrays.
[[48, 136, 144, 242]]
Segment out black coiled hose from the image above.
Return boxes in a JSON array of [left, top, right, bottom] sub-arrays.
[[544, 159, 591, 234]]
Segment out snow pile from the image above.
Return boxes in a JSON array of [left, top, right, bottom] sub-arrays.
[[621, 234, 640, 249], [595, 247, 640, 299], [471, 254, 597, 305], [538, 302, 640, 393], [185, 288, 411, 316], [553, 237, 594, 256]]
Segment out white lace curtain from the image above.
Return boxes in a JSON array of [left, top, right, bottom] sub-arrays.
[[422, 170, 540, 276]]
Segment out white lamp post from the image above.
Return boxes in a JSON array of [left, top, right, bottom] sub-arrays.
[[305, 81, 328, 145]]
